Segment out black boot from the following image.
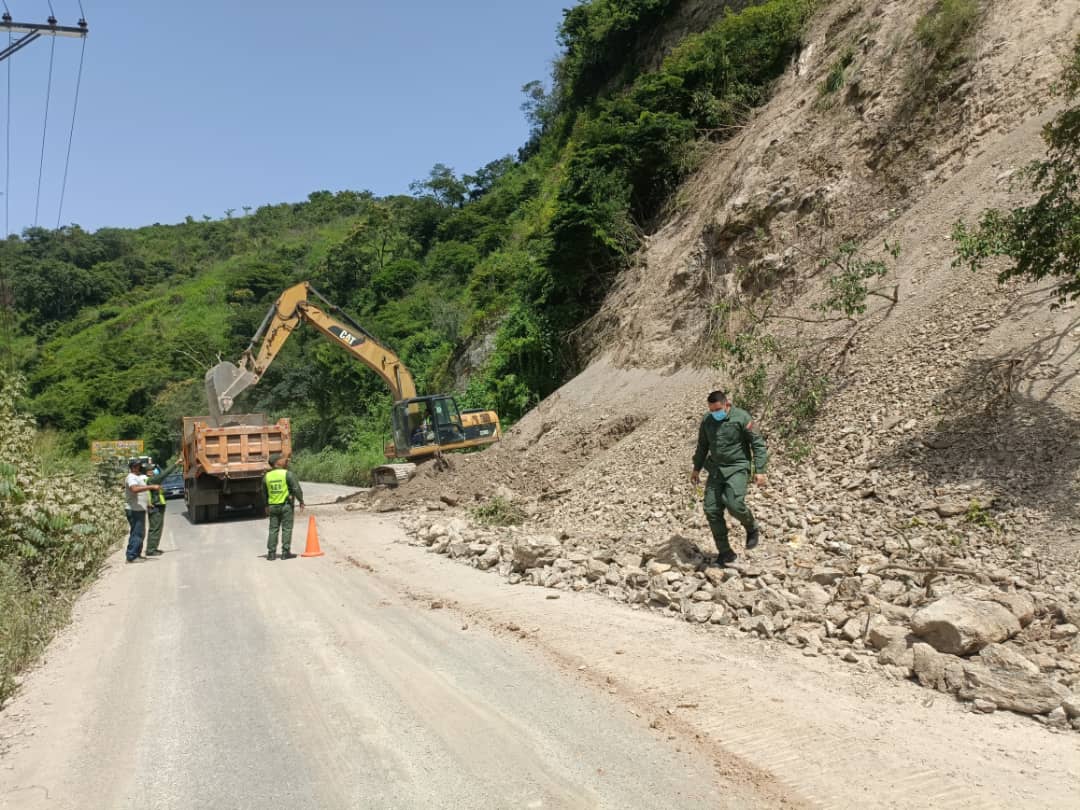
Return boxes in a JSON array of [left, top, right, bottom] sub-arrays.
[[280, 551, 297, 560], [717, 549, 738, 566], [746, 526, 761, 550], [267, 551, 277, 560]]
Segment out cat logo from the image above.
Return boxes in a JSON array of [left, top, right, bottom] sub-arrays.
[[329, 326, 364, 348]]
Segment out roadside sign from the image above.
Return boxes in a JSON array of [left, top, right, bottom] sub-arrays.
[[91, 440, 144, 463]]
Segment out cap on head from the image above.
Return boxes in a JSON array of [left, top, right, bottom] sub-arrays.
[[128, 458, 142, 470], [268, 453, 285, 467]]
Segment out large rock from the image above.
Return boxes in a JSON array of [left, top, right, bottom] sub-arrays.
[[840, 612, 886, 643], [1062, 692, 1080, 719], [912, 643, 966, 693], [810, 567, 845, 586], [476, 544, 502, 571], [511, 535, 562, 571], [911, 595, 1020, 655], [716, 581, 755, 612], [687, 602, 715, 623], [985, 590, 1036, 627], [868, 623, 910, 651], [958, 644, 1070, 715], [795, 582, 832, 611], [584, 558, 609, 581], [878, 642, 915, 671]]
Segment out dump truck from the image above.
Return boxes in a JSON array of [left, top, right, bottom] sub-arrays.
[[182, 413, 291, 523]]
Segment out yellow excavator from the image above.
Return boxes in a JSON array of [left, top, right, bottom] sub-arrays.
[[205, 281, 500, 484]]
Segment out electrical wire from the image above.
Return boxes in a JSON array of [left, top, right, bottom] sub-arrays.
[[56, 33, 85, 228], [33, 34, 56, 228], [4, 29, 9, 238]]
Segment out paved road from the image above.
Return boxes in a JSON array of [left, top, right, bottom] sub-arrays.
[[0, 485, 737, 810]]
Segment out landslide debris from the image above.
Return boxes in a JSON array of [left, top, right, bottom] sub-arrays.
[[353, 0, 1080, 730]]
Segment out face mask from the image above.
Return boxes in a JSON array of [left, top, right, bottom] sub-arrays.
[[710, 409, 728, 422]]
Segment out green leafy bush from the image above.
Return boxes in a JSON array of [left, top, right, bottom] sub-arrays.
[[0, 375, 125, 703], [954, 37, 1080, 305], [471, 496, 527, 527]]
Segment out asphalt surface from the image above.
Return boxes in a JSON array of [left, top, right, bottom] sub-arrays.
[[0, 484, 730, 810]]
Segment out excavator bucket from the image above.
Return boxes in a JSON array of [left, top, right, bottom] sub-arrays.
[[205, 361, 257, 424]]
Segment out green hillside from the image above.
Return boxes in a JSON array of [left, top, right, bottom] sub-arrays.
[[1, 0, 813, 483]]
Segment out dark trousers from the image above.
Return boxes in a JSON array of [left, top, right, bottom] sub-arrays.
[[703, 469, 756, 555], [125, 510, 146, 561], [146, 506, 165, 553], [267, 502, 294, 554]]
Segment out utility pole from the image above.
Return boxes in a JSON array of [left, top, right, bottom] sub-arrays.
[[0, 12, 88, 63]]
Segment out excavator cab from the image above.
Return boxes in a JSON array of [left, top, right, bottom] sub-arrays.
[[390, 395, 468, 458]]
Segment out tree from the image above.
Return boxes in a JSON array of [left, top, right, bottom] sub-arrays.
[[520, 80, 556, 142], [410, 164, 468, 209], [954, 37, 1080, 305]]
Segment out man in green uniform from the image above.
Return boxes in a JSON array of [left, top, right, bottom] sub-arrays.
[[263, 453, 304, 561], [144, 460, 180, 556], [690, 390, 768, 566]]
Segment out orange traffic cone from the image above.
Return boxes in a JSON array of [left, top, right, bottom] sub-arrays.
[[301, 515, 324, 557]]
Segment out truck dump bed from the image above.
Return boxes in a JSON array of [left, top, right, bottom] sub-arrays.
[[182, 414, 290, 479]]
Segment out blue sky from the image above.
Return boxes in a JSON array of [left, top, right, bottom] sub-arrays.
[[0, 0, 572, 235]]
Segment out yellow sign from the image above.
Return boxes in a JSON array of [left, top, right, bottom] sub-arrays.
[[91, 440, 144, 463]]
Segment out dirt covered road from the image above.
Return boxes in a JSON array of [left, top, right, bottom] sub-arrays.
[[0, 485, 1077, 809]]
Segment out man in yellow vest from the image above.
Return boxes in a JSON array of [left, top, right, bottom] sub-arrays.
[[263, 453, 304, 560]]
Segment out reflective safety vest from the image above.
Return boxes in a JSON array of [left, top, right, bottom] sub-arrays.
[[148, 469, 166, 507], [265, 468, 290, 505]]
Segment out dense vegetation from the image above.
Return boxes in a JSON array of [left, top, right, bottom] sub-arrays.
[[0, 0, 813, 482]]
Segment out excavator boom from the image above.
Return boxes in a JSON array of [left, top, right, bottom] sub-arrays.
[[206, 282, 417, 418]]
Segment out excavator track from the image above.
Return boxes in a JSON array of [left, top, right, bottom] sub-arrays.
[[371, 463, 417, 488]]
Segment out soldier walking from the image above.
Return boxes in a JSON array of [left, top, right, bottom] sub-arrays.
[[263, 454, 304, 561], [690, 390, 768, 566]]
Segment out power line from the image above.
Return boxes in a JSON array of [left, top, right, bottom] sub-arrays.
[[56, 33, 85, 229], [33, 34, 56, 228], [1, 6, 90, 234], [4, 29, 9, 238]]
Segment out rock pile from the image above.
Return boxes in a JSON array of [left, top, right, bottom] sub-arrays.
[[397, 498, 1080, 731]]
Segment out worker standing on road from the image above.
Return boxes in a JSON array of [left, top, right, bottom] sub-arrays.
[[124, 459, 161, 564], [144, 461, 180, 557], [690, 390, 768, 566], [263, 453, 305, 561]]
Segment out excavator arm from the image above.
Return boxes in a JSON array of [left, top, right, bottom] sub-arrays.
[[207, 282, 417, 418]]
